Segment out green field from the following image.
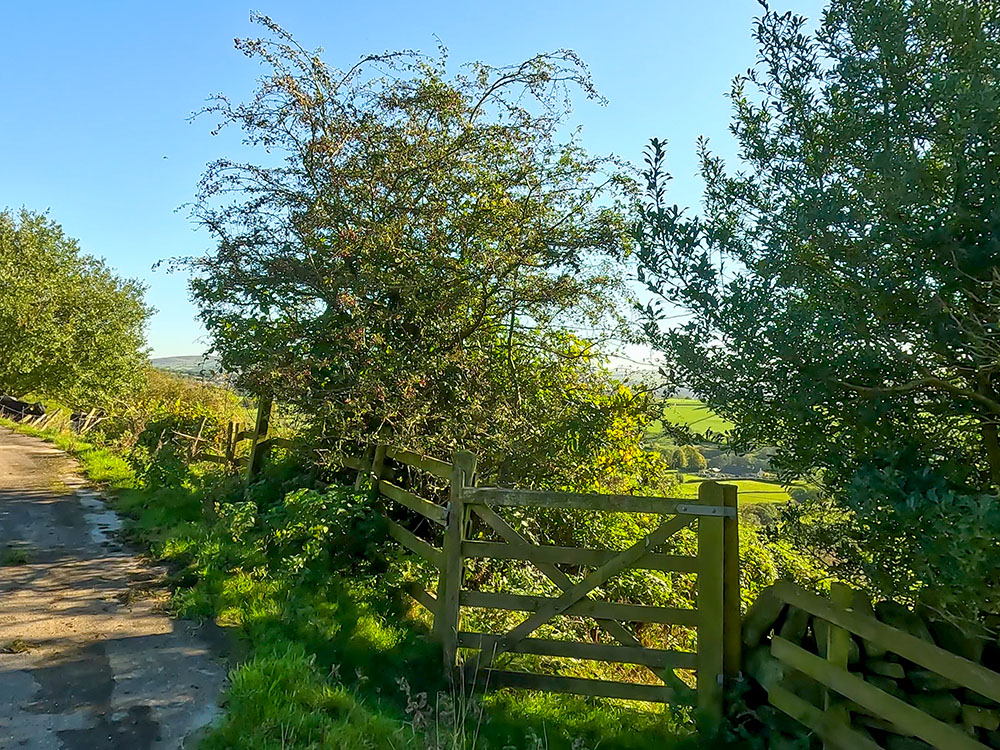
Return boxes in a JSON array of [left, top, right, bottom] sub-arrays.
[[675, 474, 798, 504], [647, 398, 733, 438]]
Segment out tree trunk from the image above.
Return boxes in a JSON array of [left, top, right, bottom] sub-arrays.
[[976, 372, 1000, 489]]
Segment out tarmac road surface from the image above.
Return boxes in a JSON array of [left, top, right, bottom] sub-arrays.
[[0, 427, 225, 749]]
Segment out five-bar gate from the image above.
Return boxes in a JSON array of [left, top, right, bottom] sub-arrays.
[[337, 445, 742, 724]]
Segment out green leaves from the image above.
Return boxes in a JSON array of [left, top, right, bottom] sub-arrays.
[[634, 0, 1000, 616], [0, 209, 151, 408], [183, 19, 658, 492]]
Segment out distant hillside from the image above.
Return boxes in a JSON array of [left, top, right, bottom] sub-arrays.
[[608, 365, 696, 398], [150, 355, 221, 377]]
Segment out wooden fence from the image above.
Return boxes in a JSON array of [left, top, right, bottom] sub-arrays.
[[331, 443, 742, 724], [177, 398, 744, 721], [745, 581, 1000, 749], [175, 394, 292, 475]]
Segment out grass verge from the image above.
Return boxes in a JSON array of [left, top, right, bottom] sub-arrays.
[[0, 418, 699, 749]]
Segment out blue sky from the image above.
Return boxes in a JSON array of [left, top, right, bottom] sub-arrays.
[[0, 0, 825, 358]]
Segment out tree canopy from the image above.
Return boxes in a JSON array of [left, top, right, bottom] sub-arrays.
[[634, 0, 1000, 614], [0, 209, 151, 408], [185, 15, 662, 489]]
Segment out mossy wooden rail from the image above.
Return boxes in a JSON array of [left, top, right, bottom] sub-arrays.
[[747, 582, 1000, 749], [334, 443, 742, 726]]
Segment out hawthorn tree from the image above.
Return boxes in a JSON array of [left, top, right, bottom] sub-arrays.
[[0, 209, 151, 408], [185, 16, 662, 489], [634, 0, 1000, 614]]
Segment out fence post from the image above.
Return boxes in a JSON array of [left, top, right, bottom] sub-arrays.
[[368, 444, 388, 490], [437, 450, 477, 674], [722, 483, 741, 683], [697, 481, 726, 729], [824, 582, 854, 747], [246, 393, 273, 481], [356, 446, 376, 490], [224, 421, 236, 466]]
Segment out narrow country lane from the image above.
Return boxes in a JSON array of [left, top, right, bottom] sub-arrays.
[[0, 428, 225, 749]]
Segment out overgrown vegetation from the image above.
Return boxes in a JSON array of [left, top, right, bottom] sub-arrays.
[[8, 0, 1000, 746], [3, 394, 701, 749], [4, 362, 825, 748]]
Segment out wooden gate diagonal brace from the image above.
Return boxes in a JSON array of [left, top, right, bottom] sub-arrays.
[[472, 513, 695, 671], [470, 505, 647, 650]]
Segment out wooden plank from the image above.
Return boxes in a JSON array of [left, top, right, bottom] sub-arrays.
[[468, 504, 660, 671], [771, 582, 1000, 704], [189, 416, 208, 459], [696, 481, 726, 726], [473, 514, 695, 673], [368, 445, 389, 491], [81, 407, 99, 434], [385, 447, 452, 480], [464, 487, 733, 516], [721, 482, 741, 681], [246, 393, 273, 480], [771, 636, 988, 750], [170, 429, 206, 442], [481, 669, 684, 704], [458, 631, 696, 670], [768, 682, 883, 750], [385, 517, 443, 568], [403, 581, 437, 613], [195, 452, 229, 465], [234, 430, 255, 443], [460, 590, 699, 626], [437, 450, 477, 670], [353, 448, 373, 489], [963, 705, 1000, 731], [256, 436, 296, 452], [224, 421, 236, 464], [378, 480, 447, 526], [741, 585, 786, 646], [345, 451, 366, 473], [461, 540, 700, 573]]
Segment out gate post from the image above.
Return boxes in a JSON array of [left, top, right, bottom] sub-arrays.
[[438, 450, 477, 673], [697, 481, 726, 728], [823, 581, 854, 748], [366, 444, 387, 491], [722, 483, 741, 682], [246, 392, 273, 481]]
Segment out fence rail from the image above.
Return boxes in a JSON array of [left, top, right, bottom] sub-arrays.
[[747, 581, 1000, 750]]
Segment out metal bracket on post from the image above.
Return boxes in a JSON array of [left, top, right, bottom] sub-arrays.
[[676, 503, 737, 518]]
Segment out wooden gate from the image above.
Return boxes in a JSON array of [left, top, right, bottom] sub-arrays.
[[337, 445, 742, 724]]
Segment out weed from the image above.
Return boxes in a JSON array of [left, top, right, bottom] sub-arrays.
[[0, 545, 32, 566], [2, 639, 35, 653]]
